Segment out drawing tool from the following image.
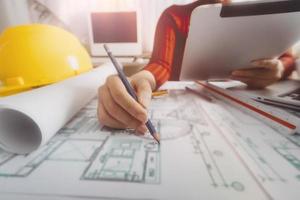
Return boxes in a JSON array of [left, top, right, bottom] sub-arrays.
[[152, 90, 168, 97], [104, 44, 160, 143], [196, 81, 299, 134], [254, 96, 300, 111]]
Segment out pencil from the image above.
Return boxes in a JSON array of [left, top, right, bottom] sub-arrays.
[[152, 90, 168, 97], [104, 44, 160, 144]]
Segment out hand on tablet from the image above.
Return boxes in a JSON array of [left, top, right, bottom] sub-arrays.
[[231, 59, 285, 89]]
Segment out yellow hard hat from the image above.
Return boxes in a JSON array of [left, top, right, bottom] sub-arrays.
[[0, 24, 92, 97]]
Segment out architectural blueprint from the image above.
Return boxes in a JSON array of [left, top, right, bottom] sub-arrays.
[[0, 89, 300, 200]]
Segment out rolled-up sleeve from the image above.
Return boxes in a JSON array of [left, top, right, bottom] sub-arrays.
[[279, 52, 296, 79], [143, 9, 177, 88]]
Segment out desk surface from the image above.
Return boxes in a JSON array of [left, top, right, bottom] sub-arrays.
[[0, 81, 300, 200]]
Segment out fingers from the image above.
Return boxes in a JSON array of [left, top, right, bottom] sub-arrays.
[[106, 76, 148, 123], [230, 76, 272, 89], [231, 68, 275, 80], [136, 125, 148, 134], [231, 59, 284, 88], [251, 59, 278, 69], [135, 79, 152, 109], [97, 100, 127, 129], [97, 74, 152, 135], [232, 59, 281, 79], [100, 85, 145, 130]]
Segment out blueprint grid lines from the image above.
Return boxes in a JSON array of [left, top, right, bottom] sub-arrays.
[[0, 90, 300, 200]]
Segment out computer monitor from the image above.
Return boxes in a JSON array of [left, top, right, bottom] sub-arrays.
[[88, 11, 142, 56]]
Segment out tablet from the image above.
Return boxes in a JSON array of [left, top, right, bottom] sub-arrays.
[[180, 0, 300, 80]]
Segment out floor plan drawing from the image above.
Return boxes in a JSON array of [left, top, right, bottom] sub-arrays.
[[82, 137, 160, 184], [0, 100, 161, 184], [189, 128, 246, 191], [271, 141, 300, 172], [0, 89, 300, 200], [197, 98, 300, 199]]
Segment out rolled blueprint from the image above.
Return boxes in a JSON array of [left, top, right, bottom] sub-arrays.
[[0, 64, 115, 154]]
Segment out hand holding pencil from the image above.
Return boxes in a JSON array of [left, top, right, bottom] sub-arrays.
[[98, 45, 160, 143]]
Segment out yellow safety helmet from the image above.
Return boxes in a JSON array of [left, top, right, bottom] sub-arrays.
[[0, 24, 92, 97]]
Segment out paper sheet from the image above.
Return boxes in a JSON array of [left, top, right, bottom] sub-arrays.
[[0, 87, 299, 200], [0, 64, 116, 154]]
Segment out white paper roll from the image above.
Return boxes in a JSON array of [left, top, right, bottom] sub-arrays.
[[0, 64, 115, 154]]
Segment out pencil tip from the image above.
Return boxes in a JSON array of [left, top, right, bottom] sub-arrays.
[[153, 133, 160, 144]]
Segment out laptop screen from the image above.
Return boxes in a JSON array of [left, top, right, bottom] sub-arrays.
[[91, 12, 138, 43]]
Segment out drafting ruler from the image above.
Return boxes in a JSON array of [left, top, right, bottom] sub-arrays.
[[195, 81, 299, 135]]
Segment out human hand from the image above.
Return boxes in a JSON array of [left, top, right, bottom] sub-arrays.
[[98, 70, 156, 134], [231, 59, 285, 89]]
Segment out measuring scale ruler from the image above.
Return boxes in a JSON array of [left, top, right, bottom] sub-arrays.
[[195, 81, 299, 135]]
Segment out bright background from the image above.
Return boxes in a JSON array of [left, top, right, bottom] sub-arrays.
[[28, 0, 196, 53], [0, 0, 299, 55]]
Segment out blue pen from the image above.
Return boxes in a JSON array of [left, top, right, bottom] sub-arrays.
[[104, 44, 160, 144]]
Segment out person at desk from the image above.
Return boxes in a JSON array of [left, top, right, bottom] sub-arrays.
[[98, 0, 296, 134]]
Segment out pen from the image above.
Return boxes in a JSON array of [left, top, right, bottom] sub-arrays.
[[103, 44, 160, 144], [254, 96, 300, 111]]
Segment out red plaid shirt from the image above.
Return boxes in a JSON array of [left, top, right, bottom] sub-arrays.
[[144, 0, 296, 88]]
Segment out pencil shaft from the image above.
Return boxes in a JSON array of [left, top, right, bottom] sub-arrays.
[[104, 45, 138, 100]]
